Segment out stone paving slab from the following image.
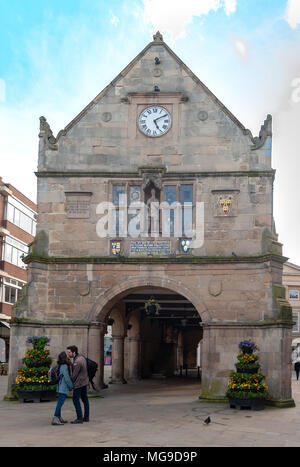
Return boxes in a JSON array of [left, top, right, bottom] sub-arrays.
[[1, 375, 300, 447]]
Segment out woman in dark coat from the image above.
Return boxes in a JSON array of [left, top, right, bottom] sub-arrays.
[[51, 351, 74, 425], [294, 359, 300, 381]]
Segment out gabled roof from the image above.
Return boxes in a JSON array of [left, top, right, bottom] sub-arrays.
[[53, 32, 258, 145], [284, 261, 300, 273]]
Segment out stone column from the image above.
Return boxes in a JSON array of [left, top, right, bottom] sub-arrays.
[[86, 323, 101, 391], [98, 324, 107, 388], [111, 334, 126, 383], [128, 335, 140, 380]]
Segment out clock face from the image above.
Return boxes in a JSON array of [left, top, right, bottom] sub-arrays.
[[138, 106, 171, 137]]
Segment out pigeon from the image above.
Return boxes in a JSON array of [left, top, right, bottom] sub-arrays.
[[204, 416, 211, 425]]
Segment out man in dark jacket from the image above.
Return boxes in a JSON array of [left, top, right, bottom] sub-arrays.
[[66, 345, 90, 423]]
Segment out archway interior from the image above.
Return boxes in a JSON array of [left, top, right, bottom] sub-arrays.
[[104, 287, 203, 384]]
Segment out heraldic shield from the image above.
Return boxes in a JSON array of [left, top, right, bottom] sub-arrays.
[[111, 241, 121, 256], [180, 239, 191, 253]]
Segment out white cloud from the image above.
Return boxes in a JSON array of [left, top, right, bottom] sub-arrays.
[[232, 38, 248, 60], [142, 0, 237, 40], [0, 78, 6, 102], [286, 0, 300, 29], [110, 10, 120, 26]]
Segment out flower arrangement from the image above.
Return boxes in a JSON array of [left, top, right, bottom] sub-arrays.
[[226, 340, 269, 401], [235, 352, 260, 371], [26, 336, 50, 350], [227, 372, 269, 399], [238, 339, 257, 354], [15, 336, 56, 392]]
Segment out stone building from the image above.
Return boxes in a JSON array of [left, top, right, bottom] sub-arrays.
[[6, 33, 294, 406]]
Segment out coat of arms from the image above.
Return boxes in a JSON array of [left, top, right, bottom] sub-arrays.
[[111, 241, 121, 256], [180, 239, 191, 253], [218, 196, 233, 216]]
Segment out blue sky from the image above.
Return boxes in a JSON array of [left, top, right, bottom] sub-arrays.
[[1, 0, 300, 263]]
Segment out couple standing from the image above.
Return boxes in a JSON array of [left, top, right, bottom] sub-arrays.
[[52, 345, 90, 425]]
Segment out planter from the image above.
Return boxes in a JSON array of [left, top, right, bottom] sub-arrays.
[[17, 389, 57, 403], [228, 397, 265, 411], [235, 366, 260, 374]]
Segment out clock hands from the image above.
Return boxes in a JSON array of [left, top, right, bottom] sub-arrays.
[[154, 120, 161, 131], [153, 114, 168, 123], [153, 114, 168, 133]]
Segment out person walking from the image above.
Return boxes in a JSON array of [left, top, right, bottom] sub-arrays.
[[295, 358, 300, 381], [51, 351, 74, 425], [66, 345, 90, 424]]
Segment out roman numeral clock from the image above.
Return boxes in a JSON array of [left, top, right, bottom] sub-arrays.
[[138, 105, 171, 137]]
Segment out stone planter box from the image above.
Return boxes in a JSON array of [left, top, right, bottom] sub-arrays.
[[235, 366, 260, 374], [228, 397, 265, 411], [17, 390, 57, 403]]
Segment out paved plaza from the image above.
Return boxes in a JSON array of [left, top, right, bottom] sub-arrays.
[[1, 372, 300, 447]]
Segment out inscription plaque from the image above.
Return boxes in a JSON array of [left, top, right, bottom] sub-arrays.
[[65, 192, 92, 219], [130, 240, 171, 256]]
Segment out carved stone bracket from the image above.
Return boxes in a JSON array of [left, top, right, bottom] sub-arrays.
[[251, 114, 272, 151], [39, 116, 67, 151]]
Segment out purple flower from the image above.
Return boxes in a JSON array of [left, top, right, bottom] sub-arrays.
[[239, 340, 257, 352]]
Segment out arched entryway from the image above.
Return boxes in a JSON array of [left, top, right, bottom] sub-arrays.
[[96, 284, 204, 388]]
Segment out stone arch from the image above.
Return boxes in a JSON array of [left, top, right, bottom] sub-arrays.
[[89, 275, 210, 323]]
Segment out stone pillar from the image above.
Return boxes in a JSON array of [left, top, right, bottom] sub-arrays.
[[128, 336, 140, 380], [5, 324, 24, 400], [86, 323, 101, 391], [200, 321, 295, 407], [99, 324, 106, 388], [111, 334, 126, 383]]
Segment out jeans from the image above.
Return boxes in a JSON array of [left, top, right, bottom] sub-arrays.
[[72, 386, 89, 420], [54, 393, 67, 417]]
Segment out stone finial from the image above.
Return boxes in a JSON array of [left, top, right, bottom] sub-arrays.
[[39, 116, 58, 150], [251, 114, 272, 151], [153, 31, 163, 42]]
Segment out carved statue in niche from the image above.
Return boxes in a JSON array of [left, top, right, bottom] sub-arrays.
[[145, 182, 160, 236]]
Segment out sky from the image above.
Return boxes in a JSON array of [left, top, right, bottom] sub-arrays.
[[1, 0, 300, 264]]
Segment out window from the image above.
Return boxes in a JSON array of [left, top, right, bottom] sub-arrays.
[[180, 185, 193, 236], [293, 312, 299, 333], [111, 183, 194, 238], [290, 290, 299, 300], [164, 184, 193, 236], [128, 186, 142, 237], [164, 185, 177, 235], [5, 196, 36, 235], [113, 186, 126, 237], [2, 278, 25, 305], [2, 236, 28, 269]]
